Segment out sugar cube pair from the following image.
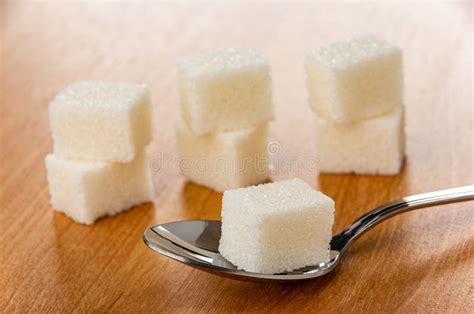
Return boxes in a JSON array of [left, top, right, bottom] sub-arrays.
[[305, 35, 405, 174], [46, 81, 154, 225], [176, 48, 273, 191]]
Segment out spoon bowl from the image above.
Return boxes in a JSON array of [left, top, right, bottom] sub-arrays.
[[144, 185, 473, 282], [144, 220, 341, 281]]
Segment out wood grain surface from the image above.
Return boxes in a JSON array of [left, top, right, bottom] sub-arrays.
[[1, 2, 473, 313]]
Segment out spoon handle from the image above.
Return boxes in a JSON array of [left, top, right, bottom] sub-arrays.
[[332, 185, 474, 252]]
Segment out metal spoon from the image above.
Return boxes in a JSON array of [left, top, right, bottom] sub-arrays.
[[143, 185, 474, 282]]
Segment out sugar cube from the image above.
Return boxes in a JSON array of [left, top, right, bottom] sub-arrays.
[[49, 81, 152, 162], [176, 48, 274, 135], [315, 107, 405, 174], [176, 119, 269, 192], [45, 152, 154, 225], [306, 35, 403, 123], [219, 179, 335, 273]]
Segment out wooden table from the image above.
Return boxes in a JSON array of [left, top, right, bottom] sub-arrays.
[[1, 2, 473, 312]]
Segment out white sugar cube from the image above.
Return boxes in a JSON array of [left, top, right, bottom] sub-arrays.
[[49, 81, 152, 162], [176, 119, 269, 192], [45, 152, 154, 225], [306, 35, 403, 123], [219, 179, 334, 273], [315, 107, 405, 174], [177, 48, 274, 135]]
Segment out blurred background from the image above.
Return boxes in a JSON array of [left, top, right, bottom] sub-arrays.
[[2, 2, 472, 187]]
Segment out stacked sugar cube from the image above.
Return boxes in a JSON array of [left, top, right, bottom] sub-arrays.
[[176, 48, 274, 191], [45, 81, 155, 225], [305, 35, 405, 174], [219, 179, 335, 273]]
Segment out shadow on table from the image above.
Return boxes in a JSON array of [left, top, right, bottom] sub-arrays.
[[150, 235, 472, 311], [47, 202, 156, 310], [317, 163, 411, 236], [177, 181, 222, 219]]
